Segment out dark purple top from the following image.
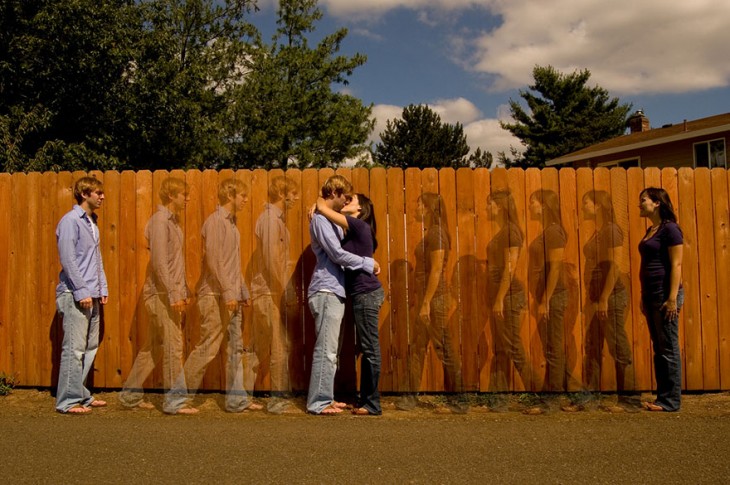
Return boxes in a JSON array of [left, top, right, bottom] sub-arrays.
[[342, 215, 381, 295], [638, 221, 683, 301]]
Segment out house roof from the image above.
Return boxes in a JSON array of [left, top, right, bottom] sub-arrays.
[[546, 112, 730, 166]]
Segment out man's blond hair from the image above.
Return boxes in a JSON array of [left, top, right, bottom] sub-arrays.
[[321, 175, 352, 199], [268, 176, 299, 203], [73, 176, 104, 204], [218, 178, 247, 204], [159, 178, 188, 204]]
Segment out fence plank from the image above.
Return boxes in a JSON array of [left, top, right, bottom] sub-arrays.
[[456, 167, 478, 391], [473, 168, 492, 392], [100, 171, 121, 388], [694, 168, 720, 390], [118, 171, 137, 387], [524, 168, 545, 391], [627, 168, 651, 390], [386, 167, 409, 392], [718, 170, 730, 389], [678, 168, 703, 390], [558, 168, 582, 391], [0, 174, 11, 375]]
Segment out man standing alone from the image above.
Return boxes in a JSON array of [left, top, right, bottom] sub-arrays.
[[55, 176, 109, 414]]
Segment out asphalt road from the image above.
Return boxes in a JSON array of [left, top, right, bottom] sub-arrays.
[[2, 390, 730, 484]]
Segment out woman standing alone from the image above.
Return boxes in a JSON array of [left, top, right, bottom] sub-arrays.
[[638, 187, 684, 412]]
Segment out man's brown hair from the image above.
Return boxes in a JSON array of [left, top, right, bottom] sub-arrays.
[[73, 177, 104, 204], [320, 175, 352, 199], [218, 178, 247, 205]]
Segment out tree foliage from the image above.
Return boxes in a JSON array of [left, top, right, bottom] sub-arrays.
[[374, 104, 473, 169], [230, 0, 373, 169], [501, 65, 632, 168], [0, 0, 372, 172]]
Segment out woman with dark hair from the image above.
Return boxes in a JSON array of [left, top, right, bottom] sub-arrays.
[[398, 192, 464, 413], [487, 190, 535, 400], [528, 189, 569, 393], [567, 190, 637, 412], [638, 187, 684, 412], [315, 193, 384, 415]]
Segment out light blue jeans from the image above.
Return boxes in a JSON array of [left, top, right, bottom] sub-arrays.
[[306, 291, 345, 414], [171, 295, 251, 413], [55, 292, 101, 412], [120, 294, 186, 411]]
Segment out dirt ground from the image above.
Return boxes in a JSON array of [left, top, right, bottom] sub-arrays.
[[2, 389, 730, 484]]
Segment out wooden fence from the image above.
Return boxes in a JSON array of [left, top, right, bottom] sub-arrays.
[[1, 166, 728, 394]]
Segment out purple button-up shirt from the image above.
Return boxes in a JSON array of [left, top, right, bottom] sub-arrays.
[[56, 205, 108, 300]]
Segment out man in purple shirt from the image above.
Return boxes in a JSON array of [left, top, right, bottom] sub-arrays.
[[55, 177, 109, 414], [306, 175, 378, 415]]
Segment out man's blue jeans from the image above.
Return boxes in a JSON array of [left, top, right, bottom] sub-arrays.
[[55, 292, 101, 412], [352, 287, 384, 414], [307, 291, 345, 414]]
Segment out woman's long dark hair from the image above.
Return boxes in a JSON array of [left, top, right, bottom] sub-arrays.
[[641, 187, 678, 223], [489, 189, 524, 241], [530, 189, 563, 228], [355, 193, 378, 251]]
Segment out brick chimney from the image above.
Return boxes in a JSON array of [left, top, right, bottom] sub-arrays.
[[628, 109, 650, 133]]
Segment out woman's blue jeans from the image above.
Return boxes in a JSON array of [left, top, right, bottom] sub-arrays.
[[352, 287, 384, 414], [644, 288, 684, 411]]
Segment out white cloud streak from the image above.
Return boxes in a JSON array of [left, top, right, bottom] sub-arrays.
[[321, 0, 730, 95]]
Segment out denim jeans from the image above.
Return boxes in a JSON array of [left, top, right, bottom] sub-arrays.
[[120, 294, 186, 411], [55, 292, 101, 412], [307, 291, 345, 414], [173, 295, 251, 413], [490, 290, 533, 392], [538, 289, 568, 392], [408, 293, 462, 393], [352, 287, 384, 414], [584, 287, 634, 394], [252, 295, 291, 396], [644, 288, 684, 411]]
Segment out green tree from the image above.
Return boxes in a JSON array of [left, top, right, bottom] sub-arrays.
[[501, 65, 632, 168], [0, 0, 140, 171], [374, 104, 470, 168], [118, 0, 258, 169], [230, 0, 373, 169], [468, 147, 493, 169]]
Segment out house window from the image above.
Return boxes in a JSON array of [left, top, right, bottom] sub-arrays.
[[694, 138, 726, 168]]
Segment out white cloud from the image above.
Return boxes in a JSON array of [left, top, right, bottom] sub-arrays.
[[465, 0, 730, 94], [318, 0, 730, 95], [368, 100, 521, 158]]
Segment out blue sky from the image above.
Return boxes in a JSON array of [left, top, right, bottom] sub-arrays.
[[254, 0, 730, 158]]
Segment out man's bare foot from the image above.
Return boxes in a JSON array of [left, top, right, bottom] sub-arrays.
[[332, 401, 350, 409], [64, 406, 92, 415], [176, 407, 199, 415], [319, 405, 343, 415], [88, 400, 107, 408], [135, 401, 155, 410], [245, 403, 264, 411]]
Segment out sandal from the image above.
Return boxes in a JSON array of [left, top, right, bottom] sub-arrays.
[[88, 400, 107, 408], [352, 407, 373, 416], [642, 401, 665, 412]]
